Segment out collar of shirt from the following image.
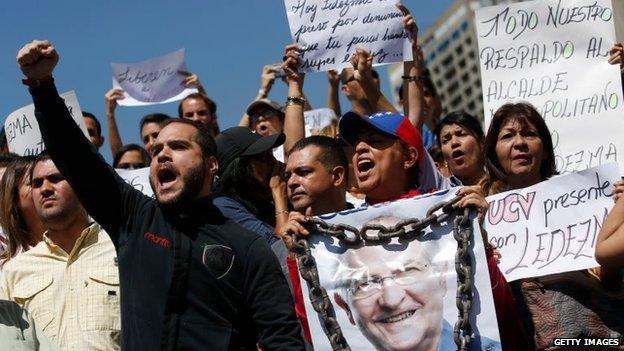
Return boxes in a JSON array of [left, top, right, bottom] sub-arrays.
[[42, 222, 101, 258]]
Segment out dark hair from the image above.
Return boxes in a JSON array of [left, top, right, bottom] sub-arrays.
[[160, 119, 217, 160], [289, 136, 348, 181], [139, 113, 171, 134], [82, 111, 101, 136], [29, 151, 52, 181], [483, 102, 556, 193], [0, 156, 37, 264], [177, 93, 217, 117], [113, 144, 151, 168], [0, 127, 7, 152], [0, 153, 20, 168], [212, 157, 276, 226], [434, 111, 484, 146]]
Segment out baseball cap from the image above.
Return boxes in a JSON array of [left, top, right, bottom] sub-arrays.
[[246, 99, 284, 117], [338, 111, 424, 162], [215, 127, 285, 176]]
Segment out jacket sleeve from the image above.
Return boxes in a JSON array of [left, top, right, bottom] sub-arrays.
[[29, 81, 146, 247], [243, 237, 305, 350]]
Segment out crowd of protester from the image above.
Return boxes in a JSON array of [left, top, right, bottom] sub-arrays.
[[0, 5, 623, 350]]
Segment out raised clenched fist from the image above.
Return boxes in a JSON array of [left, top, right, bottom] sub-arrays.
[[16, 40, 59, 81]]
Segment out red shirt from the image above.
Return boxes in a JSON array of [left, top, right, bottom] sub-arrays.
[[286, 256, 312, 343]]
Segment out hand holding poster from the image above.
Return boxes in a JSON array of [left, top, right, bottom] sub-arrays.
[[111, 49, 197, 106], [5, 91, 88, 156], [475, 0, 624, 174], [484, 163, 620, 282], [300, 190, 501, 350], [283, 0, 413, 72]]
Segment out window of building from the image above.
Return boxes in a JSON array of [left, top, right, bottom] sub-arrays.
[[444, 68, 456, 80], [437, 39, 450, 53]]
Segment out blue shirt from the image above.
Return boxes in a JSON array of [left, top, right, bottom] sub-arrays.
[[213, 196, 279, 245]]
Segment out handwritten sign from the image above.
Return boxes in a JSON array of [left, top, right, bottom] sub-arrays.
[[304, 107, 336, 131], [5, 91, 89, 156], [301, 189, 501, 350], [116, 167, 153, 198], [283, 0, 412, 72], [484, 163, 619, 282], [476, 0, 624, 174], [111, 49, 197, 106]]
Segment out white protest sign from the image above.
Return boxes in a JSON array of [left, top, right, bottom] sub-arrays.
[[5, 91, 89, 156], [283, 0, 413, 72], [304, 107, 336, 131], [301, 189, 502, 350], [111, 49, 197, 106], [116, 167, 153, 198], [484, 163, 620, 282], [475, 0, 624, 174]]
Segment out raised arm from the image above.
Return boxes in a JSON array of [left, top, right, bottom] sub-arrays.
[[17, 40, 143, 246], [596, 196, 624, 269], [239, 65, 277, 127], [104, 88, 125, 157], [398, 3, 427, 130], [351, 48, 398, 114], [180, 70, 207, 96], [281, 44, 306, 158], [327, 70, 342, 117]]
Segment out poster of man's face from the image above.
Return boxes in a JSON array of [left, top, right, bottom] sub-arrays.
[[301, 190, 501, 351]]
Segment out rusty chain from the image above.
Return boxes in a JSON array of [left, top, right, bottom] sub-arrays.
[[290, 196, 474, 351]]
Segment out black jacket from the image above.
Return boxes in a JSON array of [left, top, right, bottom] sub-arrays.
[[30, 82, 304, 350]]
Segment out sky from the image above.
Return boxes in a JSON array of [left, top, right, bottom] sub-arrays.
[[0, 0, 454, 162]]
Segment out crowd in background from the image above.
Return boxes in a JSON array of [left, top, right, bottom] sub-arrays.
[[0, 4, 623, 351]]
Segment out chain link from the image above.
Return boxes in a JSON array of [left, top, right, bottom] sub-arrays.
[[290, 196, 475, 351]]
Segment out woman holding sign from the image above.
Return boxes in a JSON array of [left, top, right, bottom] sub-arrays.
[[479, 102, 623, 349]]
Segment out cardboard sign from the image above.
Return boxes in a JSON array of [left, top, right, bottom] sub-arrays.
[[484, 163, 620, 281], [116, 167, 154, 198], [304, 107, 336, 131], [284, 0, 412, 72], [111, 49, 197, 106], [5, 91, 89, 156], [301, 189, 501, 350], [476, 0, 624, 174]]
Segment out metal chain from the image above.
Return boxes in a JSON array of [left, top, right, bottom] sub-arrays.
[[291, 196, 475, 351]]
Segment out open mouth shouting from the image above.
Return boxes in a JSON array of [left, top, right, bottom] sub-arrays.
[[356, 158, 375, 179], [451, 149, 465, 163], [156, 164, 179, 192]]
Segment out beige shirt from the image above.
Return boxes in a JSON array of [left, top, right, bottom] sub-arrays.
[[0, 223, 120, 351]]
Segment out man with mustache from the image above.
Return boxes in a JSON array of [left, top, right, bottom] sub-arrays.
[[16, 39, 304, 350], [0, 153, 120, 350]]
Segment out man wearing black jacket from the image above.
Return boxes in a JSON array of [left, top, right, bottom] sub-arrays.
[[16, 39, 304, 351]]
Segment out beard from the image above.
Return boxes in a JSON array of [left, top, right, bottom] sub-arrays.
[[152, 162, 207, 208]]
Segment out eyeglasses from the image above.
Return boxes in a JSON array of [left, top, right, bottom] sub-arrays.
[[348, 263, 429, 300], [250, 109, 278, 121], [117, 162, 147, 170]]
